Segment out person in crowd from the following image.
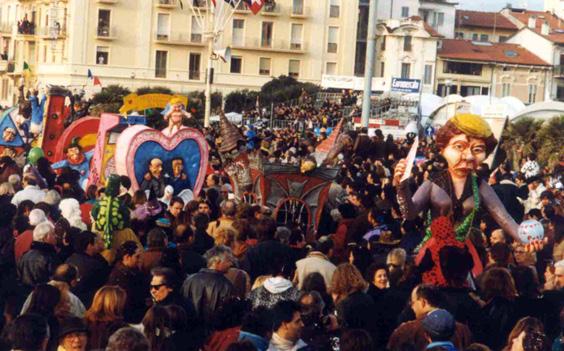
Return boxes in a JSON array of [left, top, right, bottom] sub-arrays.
[[340, 329, 375, 351], [106, 327, 150, 351], [175, 224, 207, 275], [138, 228, 168, 276], [192, 213, 215, 255], [84, 285, 128, 350], [11, 174, 45, 206], [24, 284, 63, 350], [207, 199, 238, 240], [268, 300, 307, 351], [366, 262, 390, 302], [65, 231, 109, 307], [181, 245, 234, 323], [57, 317, 89, 351], [149, 266, 183, 307], [238, 308, 272, 351], [421, 309, 458, 351], [249, 256, 300, 310], [17, 221, 59, 290], [14, 208, 47, 261], [7, 314, 50, 351], [294, 236, 336, 290]]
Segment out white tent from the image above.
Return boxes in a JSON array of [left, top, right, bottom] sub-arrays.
[[209, 112, 243, 124]]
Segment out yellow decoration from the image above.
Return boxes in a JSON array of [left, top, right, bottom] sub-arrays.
[[451, 113, 493, 139], [119, 94, 188, 114]]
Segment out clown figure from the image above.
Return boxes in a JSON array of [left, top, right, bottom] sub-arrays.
[[52, 137, 94, 190], [162, 98, 191, 137]]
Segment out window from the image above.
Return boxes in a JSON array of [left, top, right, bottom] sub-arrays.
[[528, 84, 537, 104], [401, 63, 411, 79], [289, 59, 300, 78], [437, 12, 444, 26], [293, 0, 304, 15], [156, 13, 169, 40], [403, 36, 412, 51], [232, 19, 244, 46], [326, 62, 337, 75], [472, 33, 479, 41], [330, 0, 340, 18], [480, 34, 489, 42], [380, 36, 386, 50], [155, 50, 167, 78], [328, 26, 338, 53], [460, 85, 481, 96], [401, 6, 409, 17], [502, 82, 511, 97], [437, 84, 458, 97], [379, 62, 385, 77], [96, 46, 109, 65], [444, 61, 483, 75], [97, 9, 111, 36], [259, 57, 271, 75], [230, 56, 242, 73], [424, 64, 433, 84], [191, 16, 202, 42], [189, 53, 200, 80], [482, 87, 489, 95], [290, 23, 303, 50], [261, 22, 273, 48], [455, 32, 464, 39]]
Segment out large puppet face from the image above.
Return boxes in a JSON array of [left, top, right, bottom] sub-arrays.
[[172, 159, 184, 177], [441, 133, 487, 179], [67, 146, 83, 164], [149, 158, 163, 179]]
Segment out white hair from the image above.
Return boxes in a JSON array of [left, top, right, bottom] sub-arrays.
[[29, 209, 47, 227], [59, 198, 87, 231], [44, 190, 61, 206], [33, 221, 55, 242]]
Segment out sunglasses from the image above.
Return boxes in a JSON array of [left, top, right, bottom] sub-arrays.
[[150, 284, 166, 290]]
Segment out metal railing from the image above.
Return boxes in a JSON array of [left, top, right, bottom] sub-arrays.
[[96, 26, 117, 38], [233, 37, 307, 52]]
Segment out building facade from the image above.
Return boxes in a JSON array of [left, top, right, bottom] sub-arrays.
[[454, 10, 518, 43], [436, 39, 551, 104]]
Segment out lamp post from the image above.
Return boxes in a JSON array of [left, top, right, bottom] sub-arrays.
[[361, 0, 378, 128]]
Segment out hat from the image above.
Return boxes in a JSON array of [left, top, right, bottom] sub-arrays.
[[29, 209, 47, 226], [422, 309, 455, 339], [58, 317, 88, 339], [555, 259, 564, 275]]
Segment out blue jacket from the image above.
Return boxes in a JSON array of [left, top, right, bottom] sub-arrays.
[[426, 341, 458, 351], [239, 331, 269, 351], [30, 95, 46, 127]]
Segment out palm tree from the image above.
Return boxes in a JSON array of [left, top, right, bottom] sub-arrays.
[[500, 117, 543, 171], [537, 116, 564, 169]]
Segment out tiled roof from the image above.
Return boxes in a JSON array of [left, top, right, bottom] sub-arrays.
[[438, 39, 551, 66], [455, 10, 518, 30], [505, 9, 564, 44], [409, 16, 444, 37]]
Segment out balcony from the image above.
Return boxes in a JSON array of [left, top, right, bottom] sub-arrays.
[[37, 26, 66, 39], [554, 65, 564, 78], [154, 32, 205, 46], [232, 38, 307, 53], [234, 2, 251, 13], [290, 6, 310, 18], [156, 0, 180, 8], [96, 26, 117, 40], [262, 3, 281, 16]]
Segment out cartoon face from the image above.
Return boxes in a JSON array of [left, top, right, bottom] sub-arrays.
[[2, 128, 15, 142], [172, 159, 184, 177], [149, 158, 163, 178], [441, 134, 487, 179], [67, 146, 82, 163]]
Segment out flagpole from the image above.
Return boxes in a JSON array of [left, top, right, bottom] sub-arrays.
[[204, 0, 214, 128], [361, 0, 378, 129]]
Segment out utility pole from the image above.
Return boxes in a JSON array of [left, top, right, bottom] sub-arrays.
[[361, 0, 378, 128]]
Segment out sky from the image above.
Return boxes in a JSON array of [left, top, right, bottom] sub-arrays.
[[456, 0, 543, 11]]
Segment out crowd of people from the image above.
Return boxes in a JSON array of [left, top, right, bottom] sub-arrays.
[[0, 92, 562, 351]]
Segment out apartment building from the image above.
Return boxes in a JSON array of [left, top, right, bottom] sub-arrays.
[[545, 0, 564, 20], [454, 10, 518, 43], [436, 39, 551, 104]]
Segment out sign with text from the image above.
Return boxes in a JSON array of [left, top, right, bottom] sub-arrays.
[[391, 78, 421, 93]]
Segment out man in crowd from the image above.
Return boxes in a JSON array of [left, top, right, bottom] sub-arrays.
[[17, 221, 59, 290], [268, 300, 307, 351]]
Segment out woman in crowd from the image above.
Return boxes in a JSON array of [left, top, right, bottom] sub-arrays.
[[84, 285, 128, 350]]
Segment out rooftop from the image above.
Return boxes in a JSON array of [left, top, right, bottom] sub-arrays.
[[455, 10, 518, 30], [438, 39, 550, 66], [504, 9, 564, 44]]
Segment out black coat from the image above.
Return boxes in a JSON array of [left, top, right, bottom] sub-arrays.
[[492, 180, 528, 222], [17, 241, 60, 289], [177, 243, 207, 275], [180, 268, 233, 324], [66, 252, 109, 308], [481, 297, 518, 350], [441, 287, 485, 342], [336, 291, 378, 337]]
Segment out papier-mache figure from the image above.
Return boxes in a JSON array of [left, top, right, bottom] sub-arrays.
[[29, 89, 47, 135], [162, 97, 191, 137], [166, 157, 191, 195], [52, 137, 94, 190], [91, 174, 130, 248], [141, 158, 166, 199], [393, 114, 545, 286]]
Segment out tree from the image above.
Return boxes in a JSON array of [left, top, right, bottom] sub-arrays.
[[537, 116, 564, 169], [186, 90, 222, 120], [91, 85, 131, 105], [259, 75, 319, 106], [224, 89, 259, 113], [500, 117, 543, 170], [135, 86, 174, 95]]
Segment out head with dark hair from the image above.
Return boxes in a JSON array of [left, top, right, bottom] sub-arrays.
[[255, 217, 277, 242], [142, 305, 170, 351], [211, 297, 250, 331], [147, 228, 167, 249], [505, 317, 546, 351], [106, 327, 149, 351], [340, 329, 374, 351], [439, 246, 474, 287], [17, 199, 35, 216], [150, 266, 178, 291], [8, 314, 49, 351], [366, 262, 389, 290], [163, 304, 188, 331], [240, 307, 272, 339], [72, 231, 96, 254], [271, 300, 303, 341], [314, 236, 334, 255], [27, 284, 61, 317], [338, 203, 357, 219], [348, 244, 373, 276], [120, 175, 131, 190], [0, 202, 16, 227], [489, 242, 511, 266], [117, 241, 141, 268], [481, 267, 517, 301], [193, 213, 210, 231], [512, 266, 540, 298], [302, 272, 327, 294]]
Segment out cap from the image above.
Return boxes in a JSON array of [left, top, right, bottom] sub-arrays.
[[58, 317, 88, 339], [422, 309, 455, 340]]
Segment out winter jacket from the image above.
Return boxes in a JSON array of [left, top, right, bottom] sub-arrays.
[[17, 241, 60, 288], [181, 268, 234, 323], [66, 252, 109, 308], [249, 277, 301, 310]]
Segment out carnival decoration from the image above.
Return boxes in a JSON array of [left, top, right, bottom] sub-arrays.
[[54, 117, 100, 162], [91, 174, 130, 248], [38, 86, 74, 161], [114, 125, 208, 196], [119, 93, 188, 115], [0, 108, 25, 151], [518, 220, 545, 244], [395, 113, 543, 286], [52, 137, 94, 190], [314, 118, 345, 165], [27, 147, 44, 166]]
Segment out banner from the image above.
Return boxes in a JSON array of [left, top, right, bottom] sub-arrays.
[[391, 78, 421, 93]]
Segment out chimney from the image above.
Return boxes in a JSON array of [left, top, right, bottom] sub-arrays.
[[541, 20, 550, 35], [528, 16, 537, 29]]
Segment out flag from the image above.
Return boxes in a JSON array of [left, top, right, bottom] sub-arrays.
[[245, 0, 264, 14], [23, 61, 31, 72], [93, 76, 102, 86], [210, 0, 236, 7], [87, 69, 93, 79]]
